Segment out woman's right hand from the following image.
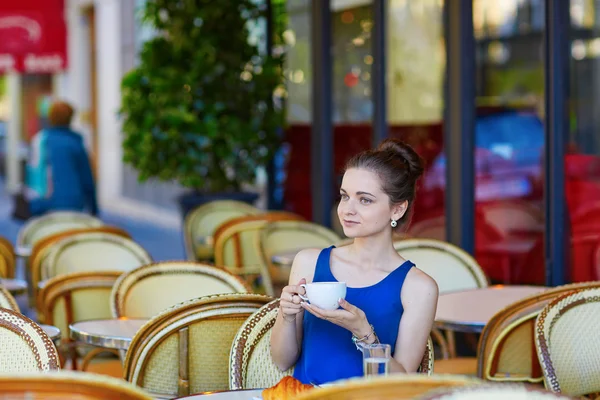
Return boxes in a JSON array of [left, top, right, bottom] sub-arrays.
[[279, 278, 307, 323]]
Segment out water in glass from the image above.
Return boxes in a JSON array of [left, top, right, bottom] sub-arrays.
[[363, 357, 389, 376], [361, 343, 391, 377]]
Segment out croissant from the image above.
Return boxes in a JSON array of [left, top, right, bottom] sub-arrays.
[[262, 376, 314, 400]]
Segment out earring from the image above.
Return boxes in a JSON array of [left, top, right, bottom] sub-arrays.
[[391, 220, 398, 228]]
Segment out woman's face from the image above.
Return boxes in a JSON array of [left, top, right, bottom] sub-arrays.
[[337, 168, 406, 238]]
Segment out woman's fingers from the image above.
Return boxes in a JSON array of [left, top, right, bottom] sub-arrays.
[[281, 307, 303, 318], [281, 302, 302, 310]]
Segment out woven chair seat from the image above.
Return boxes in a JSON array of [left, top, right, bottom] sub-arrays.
[[536, 287, 600, 396]]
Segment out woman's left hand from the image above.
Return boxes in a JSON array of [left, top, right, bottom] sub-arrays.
[[301, 298, 370, 337]]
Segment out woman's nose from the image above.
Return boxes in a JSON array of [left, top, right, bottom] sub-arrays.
[[342, 203, 356, 215]]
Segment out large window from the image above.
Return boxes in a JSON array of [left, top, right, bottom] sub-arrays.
[[565, 0, 600, 284]]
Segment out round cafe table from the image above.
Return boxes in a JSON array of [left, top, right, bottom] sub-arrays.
[[0, 278, 28, 295], [271, 249, 301, 267], [435, 285, 548, 333], [41, 324, 61, 345], [15, 245, 32, 258], [69, 318, 148, 350], [175, 389, 263, 399]]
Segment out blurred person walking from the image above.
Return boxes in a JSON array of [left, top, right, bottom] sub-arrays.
[[13, 100, 98, 220]]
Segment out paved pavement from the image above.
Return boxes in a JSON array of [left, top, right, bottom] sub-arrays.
[[0, 181, 185, 263]]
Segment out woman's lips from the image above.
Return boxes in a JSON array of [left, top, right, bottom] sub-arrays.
[[343, 220, 359, 227]]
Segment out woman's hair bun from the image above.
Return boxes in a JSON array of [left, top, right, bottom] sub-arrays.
[[377, 138, 424, 180]]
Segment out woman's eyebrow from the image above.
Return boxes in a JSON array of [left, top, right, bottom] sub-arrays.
[[356, 191, 375, 197], [340, 188, 376, 197]]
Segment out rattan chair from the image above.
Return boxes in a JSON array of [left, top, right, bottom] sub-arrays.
[[393, 238, 488, 293], [535, 287, 600, 396], [28, 227, 130, 310], [16, 211, 103, 257], [229, 299, 294, 390], [418, 384, 577, 400], [259, 220, 341, 287], [123, 293, 272, 398], [41, 232, 152, 281], [294, 374, 484, 400], [213, 212, 304, 295], [478, 281, 600, 383], [394, 238, 488, 362], [111, 261, 251, 319], [183, 200, 260, 261], [0, 371, 153, 399], [0, 256, 9, 280], [229, 299, 434, 390], [0, 236, 16, 278], [0, 286, 20, 312], [0, 308, 60, 372], [37, 271, 122, 370]]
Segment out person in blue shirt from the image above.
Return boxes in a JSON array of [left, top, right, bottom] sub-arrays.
[[270, 138, 439, 384], [20, 100, 98, 218]]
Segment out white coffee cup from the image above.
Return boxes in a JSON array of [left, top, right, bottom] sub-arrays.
[[299, 282, 347, 310]]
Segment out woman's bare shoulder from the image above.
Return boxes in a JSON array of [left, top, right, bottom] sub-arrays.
[[289, 248, 322, 284], [402, 268, 439, 303], [294, 248, 322, 263]]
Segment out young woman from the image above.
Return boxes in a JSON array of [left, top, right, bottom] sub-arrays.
[[270, 138, 439, 385]]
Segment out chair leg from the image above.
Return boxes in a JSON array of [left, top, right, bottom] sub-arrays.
[[431, 328, 450, 360], [58, 341, 79, 370], [445, 329, 457, 358]]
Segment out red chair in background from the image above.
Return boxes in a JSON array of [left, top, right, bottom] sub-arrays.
[[478, 200, 544, 239], [566, 180, 600, 220], [565, 154, 600, 180], [571, 201, 600, 235]]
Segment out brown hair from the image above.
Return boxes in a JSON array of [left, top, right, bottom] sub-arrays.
[[48, 101, 75, 127], [345, 138, 424, 229]]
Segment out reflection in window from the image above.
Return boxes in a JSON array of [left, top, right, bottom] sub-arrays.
[[284, 0, 312, 123], [387, 0, 444, 123], [332, 1, 373, 123]]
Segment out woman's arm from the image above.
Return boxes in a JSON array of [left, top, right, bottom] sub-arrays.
[[270, 249, 319, 371], [391, 269, 439, 373]]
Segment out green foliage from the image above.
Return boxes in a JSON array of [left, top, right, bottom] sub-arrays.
[[120, 0, 285, 192]]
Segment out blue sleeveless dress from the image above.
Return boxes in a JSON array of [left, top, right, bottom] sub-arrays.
[[293, 246, 414, 384]]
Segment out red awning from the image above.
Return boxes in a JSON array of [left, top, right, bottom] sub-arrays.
[[0, 0, 67, 73]]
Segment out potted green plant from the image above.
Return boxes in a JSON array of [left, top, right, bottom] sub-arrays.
[[120, 0, 285, 216]]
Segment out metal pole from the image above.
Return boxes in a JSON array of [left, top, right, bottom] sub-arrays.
[[544, 0, 569, 286], [372, 0, 387, 147], [265, 0, 279, 210], [444, 0, 476, 254], [310, 0, 333, 227]]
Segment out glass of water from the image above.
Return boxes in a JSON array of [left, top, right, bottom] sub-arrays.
[[361, 343, 391, 377]]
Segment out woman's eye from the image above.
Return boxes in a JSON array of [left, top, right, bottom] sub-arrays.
[[360, 198, 372, 204], [340, 194, 349, 201]]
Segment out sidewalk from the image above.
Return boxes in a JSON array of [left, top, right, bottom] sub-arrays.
[[0, 181, 185, 262]]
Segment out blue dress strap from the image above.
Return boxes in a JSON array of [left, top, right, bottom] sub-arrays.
[[312, 245, 336, 282]]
